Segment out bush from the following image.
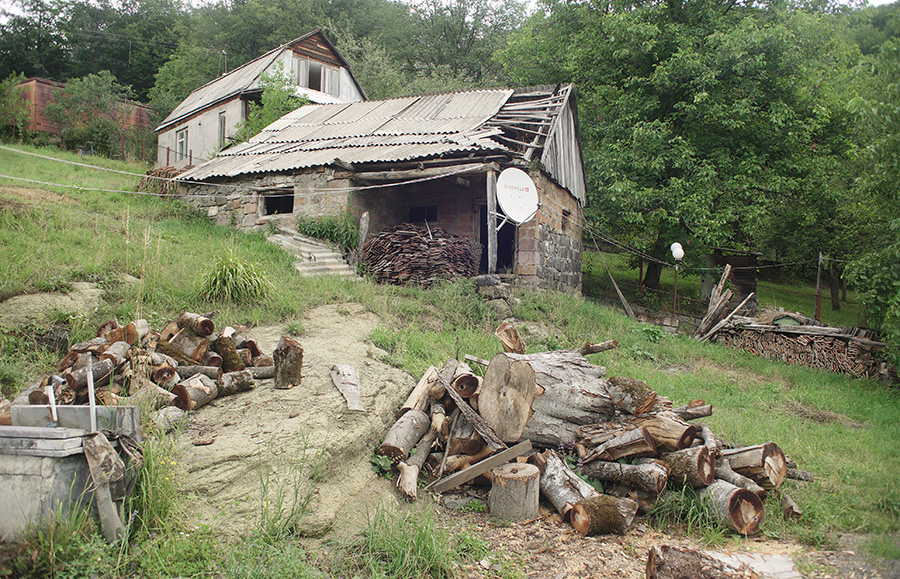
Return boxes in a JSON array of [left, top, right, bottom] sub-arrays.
[[198, 251, 272, 303], [295, 207, 359, 252]]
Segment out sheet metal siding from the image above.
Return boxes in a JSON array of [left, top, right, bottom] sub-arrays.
[[541, 97, 586, 206]]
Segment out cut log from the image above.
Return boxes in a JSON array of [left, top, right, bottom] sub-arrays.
[[570, 495, 638, 536], [211, 336, 245, 373], [632, 412, 697, 451], [171, 373, 218, 411], [168, 329, 210, 363], [63, 357, 114, 390], [720, 442, 786, 490], [533, 450, 599, 520], [715, 458, 766, 499], [330, 364, 365, 411], [647, 544, 802, 579], [494, 321, 526, 354], [444, 445, 493, 472], [446, 412, 484, 456], [437, 368, 507, 451], [430, 400, 448, 438], [117, 380, 177, 410], [581, 460, 669, 495], [131, 319, 150, 344], [450, 362, 479, 398], [578, 340, 618, 355], [71, 337, 109, 354], [202, 351, 223, 368], [606, 376, 657, 415], [397, 366, 439, 418], [779, 492, 803, 520], [698, 480, 764, 535], [583, 426, 657, 463], [377, 409, 430, 462], [174, 365, 223, 382], [657, 446, 715, 488], [397, 430, 437, 501], [99, 341, 130, 367], [696, 424, 721, 457], [672, 404, 714, 422], [154, 339, 196, 367], [785, 468, 814, 482], [487, 463, 540, 522], [218, 370, 255, 397], [247, 366, 275, 379], [150, 364, 178, 388], [176, 312, 215, 336], [273, 336, 303, 390]]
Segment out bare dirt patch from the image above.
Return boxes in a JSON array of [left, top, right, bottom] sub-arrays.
[[785, 400, 867, 429], [0, 186, 68, 210], [0, 282, 103, 327]]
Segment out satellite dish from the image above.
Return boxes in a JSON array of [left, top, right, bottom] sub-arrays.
[[496, 168, 539, 225]]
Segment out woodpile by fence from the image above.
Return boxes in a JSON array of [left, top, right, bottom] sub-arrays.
[[361, 223, 479, 288], [377, 322, 811, 540], [4, 311, 279, 430]]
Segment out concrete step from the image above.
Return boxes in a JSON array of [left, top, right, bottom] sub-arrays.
[[268, 228, 361, 279]]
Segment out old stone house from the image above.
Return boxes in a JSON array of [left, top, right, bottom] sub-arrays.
[[176, 84, 587, 293], [156, 29, 365, 168]]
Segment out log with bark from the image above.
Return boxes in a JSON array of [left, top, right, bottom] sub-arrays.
[[397, 430, 437, 501], [397, 366, 440, 417], [63, 357, 115, 390], [632, 412, 697, 451], [273, 336, 303, 390], [444, 445, 493, 473], [218, 370, 255, 397], [446, 412, 484, 456], [581, 459, 669, 495], [212, 336, 245, 373], [167, 329, 210, 363], [449, 362, 479, 398], [605, 376, 657, 415], [698, 480, 764, 535], [582, 426, 657, 463], [657, 446, 715, 488], [247, 366, 275, 379], [570, 494, 638, 536], [720, 442, 786, 491], [779, 492, 803, 520], [377, 409, 430, 462], [487, 463, 540, 522], [715, 458, 766, 499], [154, 338, 197, 366], [174, 365, 223, 382], [172, 373, 218, 411], [647, 544, 801, 579], [177, 312, 215, 337], [533, 450, 600, 520]]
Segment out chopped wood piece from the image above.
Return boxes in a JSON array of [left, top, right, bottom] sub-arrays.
[[330, 364, 365, 412], [99, 341, 130, 367], [715, 458, 766, 499], [785, 468, 815, 482], [570, 495, 638, 536], [397, 430, 437, 501], [533, 450, 599, 520], [218, 370, 255, 397], [438, 368, 507, 451], [212, 336, 245, 373], [172, 373, 218, 411], [698, 480, 764, 535], [696, 424, 721, 457], [672, 404, 714, 421], [378, 409, 430, 462], [632, 412, 697, 451], [606, 376, 657, 415], [176, 312, 215, 336], [780, 492, 803, 520], [449, 361, 479, 398], [487, 463, 540, 521], [578, 340, 618, 355], [583, 426, 656, 463], [63, 357, 114, 390], [720, 442, 786, 490], [273, 336, 303, 390], [495, 321, 526, 354], [398, 366, 439, 418], [430, 400, 448, 438], [427, 439, 532, 494], [168, 329, 210, 363], [154, 338, 196, 366], [247, 366, 275, 379], [446, 413, 483, 456], [657, 446, 715, 488], [581, 459, 669, 495], [647, 544, 801, 579], [444, 446, 493, 473], [174, 365, 223, 382]]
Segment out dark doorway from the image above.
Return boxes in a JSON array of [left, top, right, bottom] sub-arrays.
[[478, 205, 515, 274]]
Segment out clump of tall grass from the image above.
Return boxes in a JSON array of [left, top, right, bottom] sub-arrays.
[[198, 250, 272, 303], [295, 207, 359, 252]]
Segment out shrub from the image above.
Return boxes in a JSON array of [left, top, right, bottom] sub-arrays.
[[198, 251, 271, 303], [295, 207, 359, 252]]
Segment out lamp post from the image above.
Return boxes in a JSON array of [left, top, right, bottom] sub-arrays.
[[671, 242, 684, 316]]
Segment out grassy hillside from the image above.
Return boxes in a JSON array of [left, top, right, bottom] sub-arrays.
[[1, 144, 898, 577]]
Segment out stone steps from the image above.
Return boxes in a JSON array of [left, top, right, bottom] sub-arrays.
[[266, 229, 360, 279]]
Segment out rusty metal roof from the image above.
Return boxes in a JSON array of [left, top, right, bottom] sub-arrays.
[[179, 89, 515, 180]]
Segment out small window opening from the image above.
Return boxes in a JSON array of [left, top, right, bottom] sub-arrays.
[[263, 190, 294, 215], [410, 205, 438, 223], [308, 60, 323, 91], [562, 209, 571, 231]]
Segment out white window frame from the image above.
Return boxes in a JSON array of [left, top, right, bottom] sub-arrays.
[[218, 112, 227, 148], [323, 65, 340, 97], [175, 128, 188, 162]]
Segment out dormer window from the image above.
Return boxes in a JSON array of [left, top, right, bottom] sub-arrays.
[[293, 54, 340, 97]]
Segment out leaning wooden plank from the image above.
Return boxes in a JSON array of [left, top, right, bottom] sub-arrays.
[[426, 439, 532, 494], [438, 368, 508, 451]]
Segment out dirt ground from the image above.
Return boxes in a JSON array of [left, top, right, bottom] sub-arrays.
[[3, 284, 897, 577]]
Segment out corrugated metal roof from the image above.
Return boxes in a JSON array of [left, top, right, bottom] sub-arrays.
[[179, 89, 514, 181]]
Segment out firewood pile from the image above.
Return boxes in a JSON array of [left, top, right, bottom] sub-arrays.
[[377, 323, 810, 538], [6, 311, 288, 431], [361, 223, 479, 288], [693, 266, 889, 380]]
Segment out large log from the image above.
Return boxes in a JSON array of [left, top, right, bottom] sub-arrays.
[[570, 495, 638, 536], [582, 426, 656, 463], [172, 373, 218, 411], [480, 350, 615, 447], [487, 463, 540, 522], [715, 458, 766, 499], [698, 480, 764, 535], [657, 446, 715, 488], [533, 450, 599, 520], [377, 409, 430, 462], [212, 335, 245, 373], [581, 459, 669, 495], [606, 376, 657, 415], [168, 329, 210, 363], [720, 442, 786, 491], [632, 412, 697, 451], [177, 312, 215, 336], [273, 336, 303, 390], [647, 544, 801, 579]]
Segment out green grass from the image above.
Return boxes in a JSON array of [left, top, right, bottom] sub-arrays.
[[0, 143, 898, 575], [583, 250, 865, 328]]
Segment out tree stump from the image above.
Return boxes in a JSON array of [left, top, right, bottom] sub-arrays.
[[273, 336, 303, 390], [570, 494, 638, 536], [487, 463, 540, 522]]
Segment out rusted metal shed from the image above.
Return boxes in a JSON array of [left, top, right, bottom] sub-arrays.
[[176, 84, 587, 293]]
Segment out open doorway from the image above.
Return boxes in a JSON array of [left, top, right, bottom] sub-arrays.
[[478, 205, 515, 274]]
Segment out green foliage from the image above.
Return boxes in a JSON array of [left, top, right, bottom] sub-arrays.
[[198, 249, 272, 303], [461, 499, 487, 513], [370, 453, 394, 479], [233, 63, 308, 144], [295, 207, 360, 252], [0, 73, 29, 141]]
